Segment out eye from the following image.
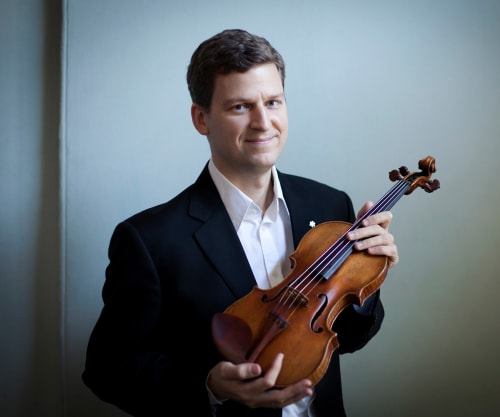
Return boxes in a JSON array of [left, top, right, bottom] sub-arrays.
[[267, 99, 281, 108], [232, 103, 250, 112]]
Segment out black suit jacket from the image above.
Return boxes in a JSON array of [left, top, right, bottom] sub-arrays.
[[83, 164, 384, 417]]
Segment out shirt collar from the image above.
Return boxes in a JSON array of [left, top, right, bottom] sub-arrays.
[[208, 160, 289, 230]]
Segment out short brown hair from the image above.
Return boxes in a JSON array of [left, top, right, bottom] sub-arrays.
[[186, 29, 285, 111]]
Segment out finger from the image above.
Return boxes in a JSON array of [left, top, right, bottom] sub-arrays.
[[215, 360, 262, 384], [260, 353, 284, 386], [364, 238, 395, 255], [347, 223, 386, 243], [369, 243, 399, 267], [361, 211, 393, 229], [237, 362, 262, 381], [356, 201, 373, 220]]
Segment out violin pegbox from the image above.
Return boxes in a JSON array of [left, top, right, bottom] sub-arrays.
[[389, 156, 440, 195]]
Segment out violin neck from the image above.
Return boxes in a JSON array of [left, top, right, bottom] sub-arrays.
[[352, 179, 410, 230], [317, 179, 410, 281]]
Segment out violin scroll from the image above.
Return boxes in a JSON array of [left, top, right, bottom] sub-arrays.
[[389, 156, 440, 195]]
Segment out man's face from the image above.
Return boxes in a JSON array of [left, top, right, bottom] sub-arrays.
[[193, 63, 288, 181]]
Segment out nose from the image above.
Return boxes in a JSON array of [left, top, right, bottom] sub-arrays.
[[250, 104, 271, 130]]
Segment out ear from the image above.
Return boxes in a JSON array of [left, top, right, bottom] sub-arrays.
[[191, 103, 209, 135]]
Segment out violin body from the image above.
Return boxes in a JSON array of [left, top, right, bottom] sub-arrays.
[[212, 156, 440, 388], [212, 221, 388, 387]]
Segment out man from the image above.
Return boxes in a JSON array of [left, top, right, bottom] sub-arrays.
[[83, 29, 398, 417]]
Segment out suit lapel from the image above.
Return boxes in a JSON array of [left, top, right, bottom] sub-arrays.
[[188, 165, 257, 299], [278, 172, 314, 248]]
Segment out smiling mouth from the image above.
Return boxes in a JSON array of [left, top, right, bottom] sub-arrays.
[[246, 135, 277, 143]]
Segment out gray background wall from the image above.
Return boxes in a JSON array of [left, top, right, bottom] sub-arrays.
[[2, 0, 499, 416]]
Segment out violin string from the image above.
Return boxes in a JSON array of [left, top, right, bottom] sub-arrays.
[[307, 179, 410, 286], [257, 176, 416, 350], [267, 179, 411, 323], [288, 179, 410, 301]]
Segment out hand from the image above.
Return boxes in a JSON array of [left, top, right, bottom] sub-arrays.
[[207, 353, 313, 409], [347, 201, 399, 268]]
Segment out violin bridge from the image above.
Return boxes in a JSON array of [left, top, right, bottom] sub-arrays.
[[286, 287, 309, 306]]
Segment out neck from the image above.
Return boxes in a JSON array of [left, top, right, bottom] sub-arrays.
[[210, 160, 276, 212], [235, 171, 274, 212]]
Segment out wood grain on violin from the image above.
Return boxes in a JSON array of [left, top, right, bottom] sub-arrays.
[[211, 156, 440, 387]]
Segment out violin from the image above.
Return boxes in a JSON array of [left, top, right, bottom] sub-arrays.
[[211, 156, 440, 387]]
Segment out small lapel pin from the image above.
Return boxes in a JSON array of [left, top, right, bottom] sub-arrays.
[[309, 220, 316, 228]]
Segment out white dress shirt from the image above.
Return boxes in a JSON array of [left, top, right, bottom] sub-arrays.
[[208, 160, 316, 417]]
